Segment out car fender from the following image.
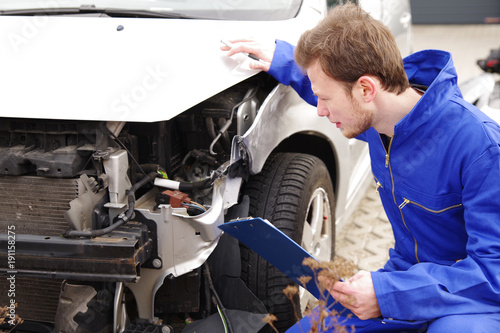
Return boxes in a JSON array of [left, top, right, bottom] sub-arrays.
[[238, 84, 347, 175], [231, 84, 368, 228]]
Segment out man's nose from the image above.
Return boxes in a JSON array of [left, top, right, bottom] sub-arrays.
[[316, 100, 329, 117]]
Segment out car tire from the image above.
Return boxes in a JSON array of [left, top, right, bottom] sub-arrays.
[[240, 152, 335, 332]]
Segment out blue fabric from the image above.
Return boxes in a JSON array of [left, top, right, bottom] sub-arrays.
[[271, 40, 500, 328], [286, 302, 428, 333], [268, 40, 318, 106], [426, 313, 500, 333], [286, 303, 500, 333]]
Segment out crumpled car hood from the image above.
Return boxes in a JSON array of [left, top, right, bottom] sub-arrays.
[[0, 9, 320, 122]]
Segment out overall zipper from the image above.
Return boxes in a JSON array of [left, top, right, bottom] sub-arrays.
[[378, 134, 391, 168], [379, 135, 421, 263], [399, 198, 463, 213], [373, 175, 383, 193]]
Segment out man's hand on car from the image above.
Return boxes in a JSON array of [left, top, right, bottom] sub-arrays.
[[220, 39, 276, 71]]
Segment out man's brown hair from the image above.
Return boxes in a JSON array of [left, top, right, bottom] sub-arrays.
[[295, 4, 410, 96]]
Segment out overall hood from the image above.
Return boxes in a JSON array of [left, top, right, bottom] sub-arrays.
[[396, 49, 462, 135]]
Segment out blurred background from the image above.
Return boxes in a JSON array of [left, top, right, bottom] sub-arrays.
[[324, 1, 500, 84], [329, 0, 500, 24]]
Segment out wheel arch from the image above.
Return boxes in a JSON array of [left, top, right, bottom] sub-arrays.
[[272, 132, 340, 201]]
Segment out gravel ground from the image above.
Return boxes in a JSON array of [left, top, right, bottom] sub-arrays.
[[335, 182, 393, 272]]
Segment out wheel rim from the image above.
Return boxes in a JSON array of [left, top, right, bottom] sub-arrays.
[[299, 187, 333, 313]]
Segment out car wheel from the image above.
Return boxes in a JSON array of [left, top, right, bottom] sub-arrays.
[[240, 152, 335, 332]]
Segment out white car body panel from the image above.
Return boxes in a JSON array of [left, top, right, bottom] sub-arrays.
[[0, 4, 322, 122]]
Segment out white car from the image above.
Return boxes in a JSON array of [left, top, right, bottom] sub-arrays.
[[460, 73, 500, 125], [0, 1, 412, 332]]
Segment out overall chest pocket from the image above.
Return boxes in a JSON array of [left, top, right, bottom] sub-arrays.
[[397, 184, 467, 262], [397, 183, 463, 223]]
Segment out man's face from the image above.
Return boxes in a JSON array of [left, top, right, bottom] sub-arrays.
[[308, 60, 374, 139]]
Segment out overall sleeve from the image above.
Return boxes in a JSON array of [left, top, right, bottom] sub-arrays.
[[371, 144, 500, 321], [267, 40, 318, 106]]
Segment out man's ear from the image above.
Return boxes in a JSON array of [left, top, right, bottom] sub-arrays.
[[356, 76, 377, 103]]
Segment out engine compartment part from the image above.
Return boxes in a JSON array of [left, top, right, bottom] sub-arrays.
[[154, 269, 201, 314], [63, 171, 156, 238], [156, 190, 191, 208], [65, 174, 108, 231], [0, 222, 152, 282], [53, 282, 113, 333], [0, 176, 79, 236], [0, 277, 62, 324], [0, 119, 102, 178], [124, 320, 172, 333]]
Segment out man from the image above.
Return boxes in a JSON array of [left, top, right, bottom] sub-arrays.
[[223, 4, 500, 332]]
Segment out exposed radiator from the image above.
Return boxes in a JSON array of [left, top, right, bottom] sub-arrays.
[[0, 176, 74, 322], [0, 277, 62, 323], [0, 176, 78, 236]]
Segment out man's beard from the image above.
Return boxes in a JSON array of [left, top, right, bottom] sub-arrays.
[[340, 97, 374, 139]]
